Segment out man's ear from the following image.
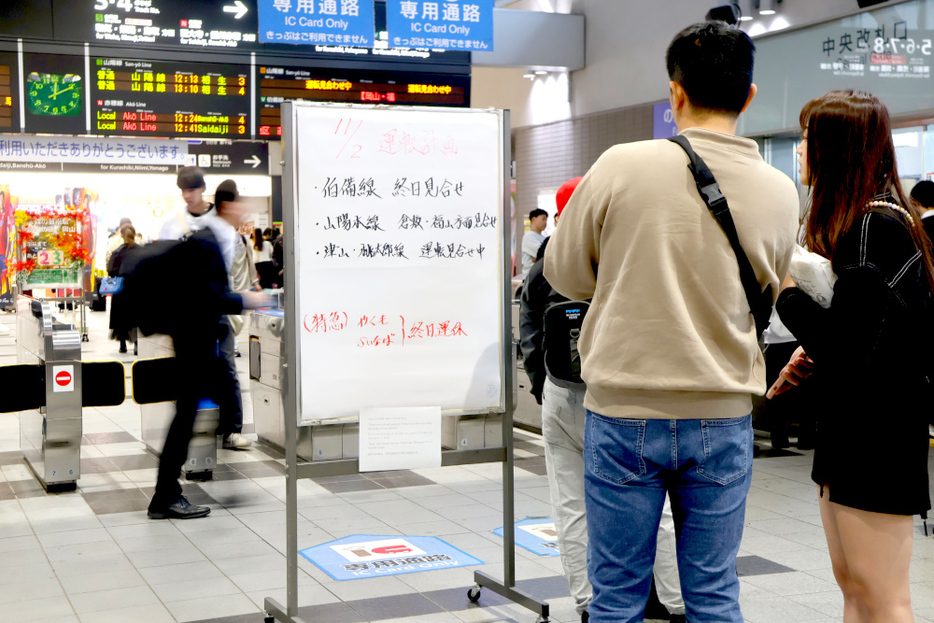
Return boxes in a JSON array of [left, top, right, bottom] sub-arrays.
[[740, 83, 758, 113], [669, 81, 687, 115]]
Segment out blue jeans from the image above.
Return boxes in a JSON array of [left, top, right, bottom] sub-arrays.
[[584, 412, 753, 623]]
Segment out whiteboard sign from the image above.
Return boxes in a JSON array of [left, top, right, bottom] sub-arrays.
[[289, 104, 505, 421]]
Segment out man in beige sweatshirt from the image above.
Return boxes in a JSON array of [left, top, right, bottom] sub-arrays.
[[545, 21, 798, 623]]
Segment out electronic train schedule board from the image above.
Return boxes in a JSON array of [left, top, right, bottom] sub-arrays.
[[90, 57, 250, 139], [257, 64, 469, 137], [22, 52, 87, 135], [0, 51, 21, 133]]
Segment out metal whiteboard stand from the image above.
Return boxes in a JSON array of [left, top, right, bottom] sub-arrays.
[[264, 103, 549, 623]]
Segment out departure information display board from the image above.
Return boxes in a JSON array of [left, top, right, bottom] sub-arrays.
[[257, 65, 468, 137], [0, 52, 20, 132], [90, 57, 250, 138]]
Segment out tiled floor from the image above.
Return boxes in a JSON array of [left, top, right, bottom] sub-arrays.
[[2, 308, 934, 622]]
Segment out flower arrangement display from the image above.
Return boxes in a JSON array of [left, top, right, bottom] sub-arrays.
[[13, 205, 89, 287]]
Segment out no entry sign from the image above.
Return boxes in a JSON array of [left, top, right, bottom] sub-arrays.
[[52, 365, 75, 393]]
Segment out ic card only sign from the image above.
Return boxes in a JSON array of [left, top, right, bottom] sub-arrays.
[[90, 57, 250, 138]]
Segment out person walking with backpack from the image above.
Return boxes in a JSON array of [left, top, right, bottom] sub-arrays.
[[545, 22, 799, 622], [145, 168, 271, 520], [521, 178, 685, 623]]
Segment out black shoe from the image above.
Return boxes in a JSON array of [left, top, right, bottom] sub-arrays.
[[669, 615, 686, 623], [581, 611, 589, 623], [119, 342, 127, 353], [148, 495, 211, 519]]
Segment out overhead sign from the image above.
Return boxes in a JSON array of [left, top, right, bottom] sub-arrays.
[[258, 0, 375, 47], [493, 518, 561, 557], [0, 136, 188, 165], [653, 102, 678, 140], [185, 140, 269, 174], [386, 0, 493, 51], [53, 0, 260, 50], [257, 64, 469, 137], [740, 2, 934, 135], [0, 52, 20, 133], [300, 534, 483, 581]]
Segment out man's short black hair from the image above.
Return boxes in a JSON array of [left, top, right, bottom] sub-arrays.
[[529, 209, 548, 220], [911, 180, 934, 209], [176, 166, 205, 191], [666, 21, 756, 115]]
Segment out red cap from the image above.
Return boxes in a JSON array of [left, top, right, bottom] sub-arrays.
[[556, 177, 583, 217]]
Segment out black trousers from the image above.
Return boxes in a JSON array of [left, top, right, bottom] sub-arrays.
[[150, 329, 222, 510]]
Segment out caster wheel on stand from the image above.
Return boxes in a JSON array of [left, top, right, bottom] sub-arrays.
[[467, 585, 481, 602], [535, 617, 551, 623], [264, 616, 275, 623]]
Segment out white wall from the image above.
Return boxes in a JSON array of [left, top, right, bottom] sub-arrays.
[[471, 67, 570, 128], [473, 0, 911, 125]]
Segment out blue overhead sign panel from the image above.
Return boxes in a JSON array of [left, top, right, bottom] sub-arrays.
[[653, 102, 678, 139], [386, 0, 493, 51], [258, 0, 375, 47]]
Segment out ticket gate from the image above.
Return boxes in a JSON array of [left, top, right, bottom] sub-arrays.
[[0, 296, 125, 491], [134, 336, 218, 480]]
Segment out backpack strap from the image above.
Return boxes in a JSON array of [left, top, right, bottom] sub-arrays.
[[668, 134, 772, 338]]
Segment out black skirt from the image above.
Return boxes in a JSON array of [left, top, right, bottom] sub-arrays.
[[809, 372, 930, 516]]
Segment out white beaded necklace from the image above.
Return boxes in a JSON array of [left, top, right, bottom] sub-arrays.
[[867, 200, 915, 226]]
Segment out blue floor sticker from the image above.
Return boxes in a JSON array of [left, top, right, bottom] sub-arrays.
[[493, 518, 561, 557], [299, 535, 484, 581]]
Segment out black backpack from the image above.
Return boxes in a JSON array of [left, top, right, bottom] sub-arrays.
[[542, 300, 589, 385], [119, 239, 186, 337]]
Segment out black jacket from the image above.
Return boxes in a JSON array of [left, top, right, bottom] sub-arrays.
[[182, 227, 245, 334], [777, 207, 933, 511], [519, 238, 586, 403]]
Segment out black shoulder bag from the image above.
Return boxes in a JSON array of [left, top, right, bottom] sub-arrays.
[[668, 135, 772, 338]]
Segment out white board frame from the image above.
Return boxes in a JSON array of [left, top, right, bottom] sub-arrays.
[[281, 102, 510, 425]]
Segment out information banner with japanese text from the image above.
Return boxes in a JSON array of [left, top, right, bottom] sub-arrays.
[[386, 0, 493, 51], [0, 136, 188, 165], [739, 0, 934, 135], [258, 0, 375, 46]]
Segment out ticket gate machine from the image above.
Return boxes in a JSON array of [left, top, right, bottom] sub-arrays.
[[15, 297, 83, 491], [0, 297, 126, 492]]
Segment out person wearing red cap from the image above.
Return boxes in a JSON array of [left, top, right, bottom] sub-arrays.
[[520, 177, 684, 623], [544, 22, 799, 623]]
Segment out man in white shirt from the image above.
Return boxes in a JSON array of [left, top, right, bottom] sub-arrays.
[[521, 208, 548, 278], [159, 167, 218, 241]]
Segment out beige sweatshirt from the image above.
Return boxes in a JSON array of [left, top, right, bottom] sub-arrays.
[[545, 128, 799, 420]]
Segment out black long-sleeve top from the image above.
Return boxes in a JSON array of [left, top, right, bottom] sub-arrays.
[[776, 207, 933, 496]]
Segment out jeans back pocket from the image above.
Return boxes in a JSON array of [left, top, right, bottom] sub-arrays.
[[696, 416, 751, 486], [587, 414, 647, 485]]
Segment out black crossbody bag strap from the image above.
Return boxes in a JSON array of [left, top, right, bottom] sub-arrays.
[[668, 135, 772, 338]]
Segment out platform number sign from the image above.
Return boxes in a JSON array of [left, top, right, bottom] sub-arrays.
[[52, 365, 75, 393]]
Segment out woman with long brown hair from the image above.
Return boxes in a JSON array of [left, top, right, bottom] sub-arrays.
[[773, 90, 934, 622]]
